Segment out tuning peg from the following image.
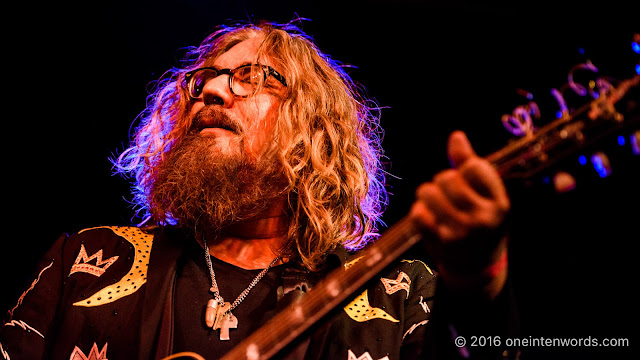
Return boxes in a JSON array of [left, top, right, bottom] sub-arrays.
[[553, 171, 577, 193], [590, 152, 612, 178], [578, 155, 588, 166], [631, 131, 639, 155]]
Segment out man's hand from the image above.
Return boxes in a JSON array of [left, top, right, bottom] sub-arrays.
[[409, 131, 510, 299]]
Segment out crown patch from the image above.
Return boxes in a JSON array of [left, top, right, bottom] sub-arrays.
[[380, 271, 411, 298], [69, 342, 108, 360], [69, 244, 119, 277]]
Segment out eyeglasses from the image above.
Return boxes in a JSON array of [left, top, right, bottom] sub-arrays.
[[184, 64, 288, 99]]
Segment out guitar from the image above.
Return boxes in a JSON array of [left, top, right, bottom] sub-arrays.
[[214, 71, 639, 360]]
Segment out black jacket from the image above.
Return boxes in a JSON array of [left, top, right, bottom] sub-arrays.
[[1, 226, 515, 359]]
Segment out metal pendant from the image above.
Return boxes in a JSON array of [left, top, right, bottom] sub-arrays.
[[205, 298, 219, 328], [218, 312, 238, 340], [205, 300, 237, 340], [212, 302, 231, 330]]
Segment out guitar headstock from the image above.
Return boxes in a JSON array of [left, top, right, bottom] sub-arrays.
[[489, 34, 639, 191]]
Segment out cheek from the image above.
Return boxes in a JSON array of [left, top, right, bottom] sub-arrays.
[[241, 99, 280, 156], [190, 102, 204, 117]]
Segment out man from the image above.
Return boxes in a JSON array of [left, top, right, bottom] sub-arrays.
[[1, 21, 514, 359]]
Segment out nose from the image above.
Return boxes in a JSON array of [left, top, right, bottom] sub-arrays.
[[201, 74, 234, 107]]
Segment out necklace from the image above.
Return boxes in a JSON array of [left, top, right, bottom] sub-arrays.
[[203, 237, 280, 341]]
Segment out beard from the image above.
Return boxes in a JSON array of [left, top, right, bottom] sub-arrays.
[[148, 131, 288, 232]]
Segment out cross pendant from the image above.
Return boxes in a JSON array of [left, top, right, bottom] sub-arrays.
[[211, 302, 231, 329], [218, 312, 238, 341], [205, 300, 238, 340]]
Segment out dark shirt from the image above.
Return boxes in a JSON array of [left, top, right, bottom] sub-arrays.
[[173, 239, 284, 356]]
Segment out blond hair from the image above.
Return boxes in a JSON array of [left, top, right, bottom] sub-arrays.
[[114, 20, 387, 270]]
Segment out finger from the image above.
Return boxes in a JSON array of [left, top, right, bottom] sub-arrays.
[[434, 166, 510, 236], [414, 183, 471, 241], [409, 201, 436, 231], [447, 130, 476, 168], [433, 169, 486, 212], [459, 157, 510, 211]]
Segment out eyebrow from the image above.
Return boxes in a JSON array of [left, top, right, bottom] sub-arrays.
[[210, 61, 255, 70], [228, 61, 253, 70]]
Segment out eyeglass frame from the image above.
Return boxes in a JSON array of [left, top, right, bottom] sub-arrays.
[[183, 63, 288, 99]]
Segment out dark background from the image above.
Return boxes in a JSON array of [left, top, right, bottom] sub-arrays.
[[3, 1, 638, 359]]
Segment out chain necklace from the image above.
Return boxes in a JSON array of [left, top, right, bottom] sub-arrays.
[[203, 237, 280, 341]]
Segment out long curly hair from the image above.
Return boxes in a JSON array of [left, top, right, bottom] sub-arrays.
[[113, 20, 388, 270]]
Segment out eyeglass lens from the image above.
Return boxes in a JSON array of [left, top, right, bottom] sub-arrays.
[[188, 65, 266, 98]]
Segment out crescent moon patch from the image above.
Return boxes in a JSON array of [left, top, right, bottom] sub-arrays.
[[73, 226, 154, 307], [343, 290, 398, 323]]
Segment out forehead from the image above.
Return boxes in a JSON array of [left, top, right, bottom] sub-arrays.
[[213, 36, 271, 69]]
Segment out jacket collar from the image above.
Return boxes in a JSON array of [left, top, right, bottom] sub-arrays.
[[138, 226, 186, 360]]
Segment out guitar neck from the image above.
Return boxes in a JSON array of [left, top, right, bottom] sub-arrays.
[[221, 74, 639, 360], [487, 75, 639, 180]]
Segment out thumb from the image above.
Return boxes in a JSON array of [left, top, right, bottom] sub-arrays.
[[448, 130, 476, 168], [447, 130, 476, 167]]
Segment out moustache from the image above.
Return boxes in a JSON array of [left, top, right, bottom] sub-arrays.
[[191, 106, 243, 135]]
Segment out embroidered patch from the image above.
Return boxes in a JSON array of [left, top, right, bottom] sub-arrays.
[[344, 256, 363, 270], [419, 295, 431, 313], [69, 342, 108, 360], [3, 319, 44, 338], [73, 226, 153, 307], [9, 260, 53, 319], [347, 349, 389, 360], [401, 259, 434, 276], [380, 271, 411, 298], [69, 244, 119, 277], [343, 290, 398, 323], [1, 342, 10, 360], [403, 320, 430, 341]]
